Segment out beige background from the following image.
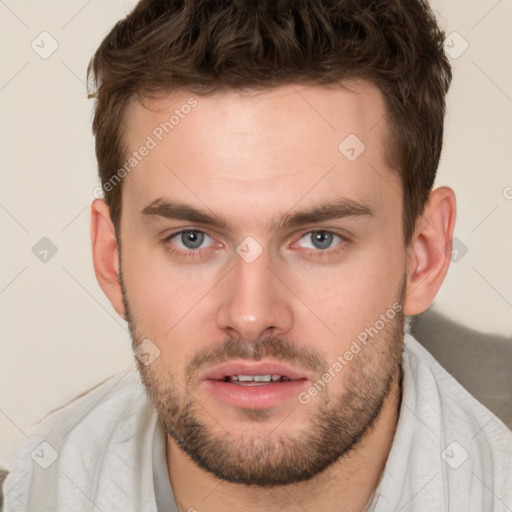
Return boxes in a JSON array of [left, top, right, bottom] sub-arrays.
[[1, 0, 511, 466]]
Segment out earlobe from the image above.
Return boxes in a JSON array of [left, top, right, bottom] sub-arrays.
[[404, 187, 457, 316], [90, 199, 126, 318]]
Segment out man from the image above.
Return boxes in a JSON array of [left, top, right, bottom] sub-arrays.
[[3, 0, 511, 511]]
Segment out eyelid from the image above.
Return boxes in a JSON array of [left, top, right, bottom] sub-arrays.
[[292, 229, 348, 246]]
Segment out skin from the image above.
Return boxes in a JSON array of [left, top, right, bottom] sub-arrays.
[[91, 80, 456, 511]]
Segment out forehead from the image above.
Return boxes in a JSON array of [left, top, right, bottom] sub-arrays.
[[120, 81, 399, 227]]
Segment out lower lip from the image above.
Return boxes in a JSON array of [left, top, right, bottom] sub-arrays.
[[203, 379, 309, 409]]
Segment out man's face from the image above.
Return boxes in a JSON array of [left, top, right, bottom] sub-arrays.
[[118, 81, 407, 485]]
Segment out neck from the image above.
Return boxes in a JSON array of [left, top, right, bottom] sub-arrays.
[[167, 368, 402, 512]]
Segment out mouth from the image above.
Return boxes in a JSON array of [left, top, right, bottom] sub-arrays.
[[200, 361, 311, 409], [220, 374, 294, 386]]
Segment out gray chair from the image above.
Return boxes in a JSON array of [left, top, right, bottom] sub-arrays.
[[411, 307, 512, 429], [0, 470, 6, 511]]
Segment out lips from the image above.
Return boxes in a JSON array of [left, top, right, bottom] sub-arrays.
[[200, 360, 311, 409]]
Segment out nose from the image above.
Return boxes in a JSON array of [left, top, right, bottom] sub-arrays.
[[215, 245, 294, 342]]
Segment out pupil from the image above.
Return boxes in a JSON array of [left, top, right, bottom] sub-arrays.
[[182, 231, 204, 249], [312, 231, 332, 249]]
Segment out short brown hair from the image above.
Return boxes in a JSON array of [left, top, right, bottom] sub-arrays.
[[87, 0, 451, 244]]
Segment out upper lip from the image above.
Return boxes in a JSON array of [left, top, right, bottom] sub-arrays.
[[201, 360, 312, 381]]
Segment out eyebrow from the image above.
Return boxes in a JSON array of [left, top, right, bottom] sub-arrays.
[[140, 196, 375, 230]]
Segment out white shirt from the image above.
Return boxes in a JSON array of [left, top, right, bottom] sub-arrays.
[[3, 333, 512, 511]]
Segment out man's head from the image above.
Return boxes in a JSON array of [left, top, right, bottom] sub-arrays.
[[89, 0, 456, 487]]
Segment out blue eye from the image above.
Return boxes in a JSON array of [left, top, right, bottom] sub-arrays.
[[298, 231, 342, 250], [171, 230, 213, 250]]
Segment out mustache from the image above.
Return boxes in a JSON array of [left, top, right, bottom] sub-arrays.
[[186, 336, 328, 378]]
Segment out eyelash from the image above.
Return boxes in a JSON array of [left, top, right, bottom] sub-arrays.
[[162, 229, 348, 261], [162, 229, 218, 261]]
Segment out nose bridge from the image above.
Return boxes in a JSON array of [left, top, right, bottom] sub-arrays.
[[216, 243, 293, 341]]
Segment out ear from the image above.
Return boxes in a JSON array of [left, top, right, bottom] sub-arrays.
[[90, 199, 126, 319], [404, 186, 457, 315]]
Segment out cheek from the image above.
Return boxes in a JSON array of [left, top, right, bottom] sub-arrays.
[[122, 237, 200, 318], [120, 241, 219, 366], [122, 256, 175, 335], [288, 241, 405, 346]]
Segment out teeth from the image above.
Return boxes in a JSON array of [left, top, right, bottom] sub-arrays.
[[254, 375, 272, 382], [238, 374, 272, 382], [228, 374, 287, 382]]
